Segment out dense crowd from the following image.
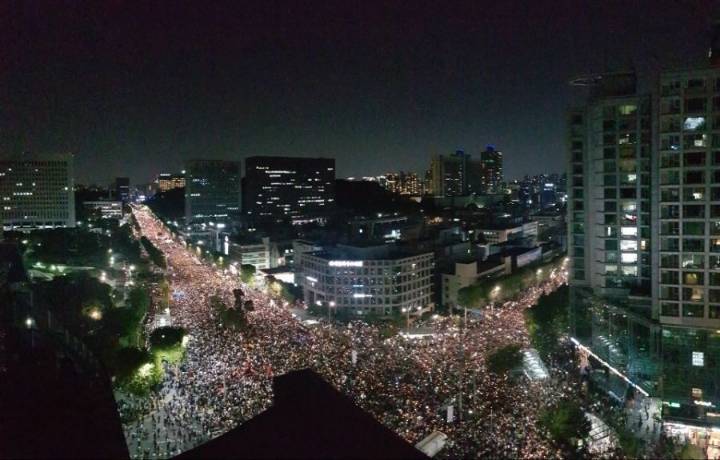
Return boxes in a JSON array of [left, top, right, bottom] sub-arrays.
[[120, 205, 573, 459]]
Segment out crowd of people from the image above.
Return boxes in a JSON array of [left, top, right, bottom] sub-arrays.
[[120, 205, 574, 459]]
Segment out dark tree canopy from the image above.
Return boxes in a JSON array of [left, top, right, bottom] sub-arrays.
[[149, 326, 186, 350], [539, 400, 591, 447], [486, 344, 523, 374]]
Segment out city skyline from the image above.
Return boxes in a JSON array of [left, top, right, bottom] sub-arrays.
[[3, 1, 717, 184]]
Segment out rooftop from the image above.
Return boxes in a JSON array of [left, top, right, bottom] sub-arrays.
[[177, 369, 428, 460]]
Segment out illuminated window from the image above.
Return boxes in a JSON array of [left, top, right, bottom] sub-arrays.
[[619, 104, 637, 115], [692, 351, 705, 367], [620, 240, 638, 251], [622, 266, 638, 276], [684, 117, 706, 130], [621, 253, 638, 263], [621, 227, 637, 237]]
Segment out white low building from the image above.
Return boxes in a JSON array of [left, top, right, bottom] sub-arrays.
[[440, 257, 510, 309], [298, 243, 434, 315]]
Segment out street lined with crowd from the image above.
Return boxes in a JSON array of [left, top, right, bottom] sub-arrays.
[[121, 205, 573, 459]]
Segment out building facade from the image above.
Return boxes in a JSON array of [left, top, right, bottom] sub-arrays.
[[479, 145, 503, 193], [115, 177, 130, 203], [429, 151, 467, 197], [226, 236, 279, 270], [479, 221, 539, 245], [0, 154, 75, 230], [83, 201, 123, 220], [569, 62, 720, 442], [185, 159, 242, 224], [298, 245, 434, 315], [156, 173, 186, 192], [655, 66, 720, 432], [568, 72, 652, 296], [382, 172, 422, 196], [244, 156, 335, 224], [440, 258, 509, 310]]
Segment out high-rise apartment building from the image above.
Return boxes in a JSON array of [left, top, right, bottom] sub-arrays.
[[567, 72, 658, 406], [184, 159, 241, 223], [243, 156, 335, 225], [381, 172, 422, 196], [429, 151, 467, 197], [569, 56, 720, 440], [657, 67, 720, 326], [568, 72, 652, 296], [479, 145, 503, 193], [654, 66, 720, 431], [0, 154, 75, 230]]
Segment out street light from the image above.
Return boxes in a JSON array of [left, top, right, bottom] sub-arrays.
[[25, 316, 37, 348], [401, 307, 410, 331], [328, 300, 337, 321]]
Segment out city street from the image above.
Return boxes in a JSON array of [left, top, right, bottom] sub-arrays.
[[121, 205, 574, 459]]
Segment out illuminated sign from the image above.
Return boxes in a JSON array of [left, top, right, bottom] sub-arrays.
[[306, 276, 318, 283], [353, 293, 371, 298], [329, 261, 363, 267], [692, 351, 705, 367]]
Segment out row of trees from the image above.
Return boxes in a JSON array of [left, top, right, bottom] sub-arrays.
[[457, 256, 566, 310], [140, 236, 166, 269], [539, 400, 591, 452], [524, 286, 569, 360]]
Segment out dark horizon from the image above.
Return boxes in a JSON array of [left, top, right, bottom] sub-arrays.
[[1, 0, 717, 185]]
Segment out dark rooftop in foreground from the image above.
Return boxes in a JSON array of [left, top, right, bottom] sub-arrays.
[[1, 322, 128, 459], [177, 369, 429, 460]]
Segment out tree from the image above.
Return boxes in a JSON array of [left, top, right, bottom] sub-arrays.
[[240, 264, 256, 283], [140, 236, 166, 269], [211, 294, 248, 330], [539, 400, 591, 447], [524, 286, 569, 359], [221, 306, 248, 330], [487, 344, 523, 374], [113, 347, 152, 382], [149, 326, 186, 350], [457, 283, 489, 309]]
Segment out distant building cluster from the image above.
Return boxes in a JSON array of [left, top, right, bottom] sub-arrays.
[[377, 171, 423, 196], [372, 145, 508, 199], [156, 172, 186, 192]]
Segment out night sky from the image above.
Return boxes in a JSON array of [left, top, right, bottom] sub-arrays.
[[1, 0, 717, 185]]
